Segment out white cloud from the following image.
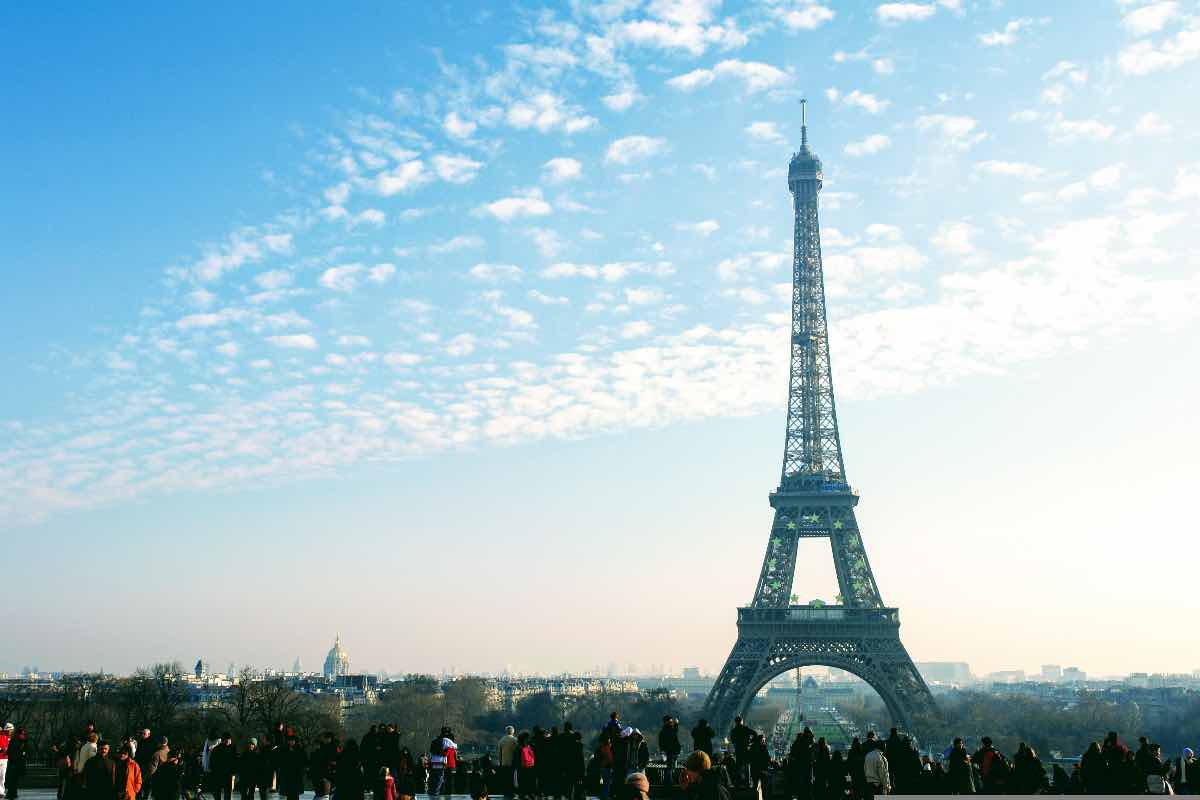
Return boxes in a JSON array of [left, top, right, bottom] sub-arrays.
[[975, 160, 1046, 179], [369, 263, 396, 283], [1118, 23, 1200, 75], [745, 121, 785, 143], [915, 114, 985, 150], [176, 309, 243, 330], [443, 111, 477, 140], [716, 251, 789, 281], [469, 263, 524, 282], [844, 134, 892, 157], [505, 92, 596, 134], [526, 228, 565, 258], [432, 154, 483, 184], [192, 231, 293, 282], [930, 221, 977, 256], [543, 157, 583, 183], [1134, 112, 1172, 137], [445, 334, 476, 357], [529, 289, 569, 305], [621, 320, 655, 338], [606, 135, 669, 164], [216, 341, 239, 357], [676, 219, 720, 236], [979, 18, 1035, 47], [254, 269, 293, 290], [267, 334, 318, 350], [665, 67, 716, 91], [866, 223, 903, 242], [602, 89, 639, 111], [383, 352, 423, 367], [542, 261, 674, 281], [376, 160, 431, 196], [828, 88, 890, 114], [666, 59, 789, 93], [1057, 181, 1089, 202], [873, 58, 895, 75], [480, 189, 553, 221], [770, 1, 835, 31], [876, 3, 937, 23], [1089, 164, 1124, 191], [428, 235, 484, 254], [338, 335, 371, 347], [1042, 60, 1088, 85], [320, 264, 365, 292], [1048, 116, 1115, 143], [625, 287, 666, 305], [1122, 1, 1179, 36]]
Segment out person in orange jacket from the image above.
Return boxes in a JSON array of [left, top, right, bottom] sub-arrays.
[[115, 745, 143, 800]]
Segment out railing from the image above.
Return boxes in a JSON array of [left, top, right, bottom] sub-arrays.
[[738, 605, 899, 625]]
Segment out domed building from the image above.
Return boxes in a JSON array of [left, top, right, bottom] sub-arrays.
[[323, 634, 351, 678]]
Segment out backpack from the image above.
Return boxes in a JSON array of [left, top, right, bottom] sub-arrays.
[[520, 745, 536, 769], [430, 738, 444, 756]]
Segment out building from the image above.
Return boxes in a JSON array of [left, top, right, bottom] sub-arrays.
[[915, 662, 973, 685], [323, 635, 351, 678], [1041, 664, 1063, 682], [1062, 666, 1087, 682]]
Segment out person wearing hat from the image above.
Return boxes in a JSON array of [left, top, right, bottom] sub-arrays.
[[239, 739, 265, 800]]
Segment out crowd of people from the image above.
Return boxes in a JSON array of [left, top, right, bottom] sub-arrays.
[[2, 715, 1197, 799]]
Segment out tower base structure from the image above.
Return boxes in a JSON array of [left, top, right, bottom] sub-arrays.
[[703, 604, 938, 740]]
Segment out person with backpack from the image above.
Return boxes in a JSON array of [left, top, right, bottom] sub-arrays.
[[595, 734, 614, 800], [428, 728, 457, 798]]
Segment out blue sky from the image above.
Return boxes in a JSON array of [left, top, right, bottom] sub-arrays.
[[3, 0, 1200, 678]]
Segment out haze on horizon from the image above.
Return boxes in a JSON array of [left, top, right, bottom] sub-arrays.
[[3, 0, 1199, 681]]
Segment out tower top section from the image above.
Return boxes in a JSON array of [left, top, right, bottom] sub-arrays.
[[789, 99, 823, 196]]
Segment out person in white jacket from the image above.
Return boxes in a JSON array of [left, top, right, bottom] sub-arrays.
[[863, 741, 891, 795]]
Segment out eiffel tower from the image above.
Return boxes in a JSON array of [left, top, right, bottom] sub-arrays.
[[702, 104, 937, 737]]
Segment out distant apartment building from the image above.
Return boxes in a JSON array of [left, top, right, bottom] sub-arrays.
[[915, 662, 973, 685]]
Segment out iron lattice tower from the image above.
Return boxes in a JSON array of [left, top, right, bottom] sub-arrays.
[[703, 106, 937, 738]]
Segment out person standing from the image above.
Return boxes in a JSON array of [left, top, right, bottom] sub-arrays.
[[747, 735, 770, 795], [863, 741, 890, 797], [238, 739, 265, 800], [498, 726, 518, 797], [276, 737, 306, 800], [728, 718, 755, 786], [946, 739, 974, 796], [150, 751, 181, 800], [427, 728, 457, 798], [658, 718, 681, 783], [0, 723, 11, 800], [115, 745, 143, 800], [83, 742, 116, 800], [4, 727, 27, 800], [209, 734, 237, 800], [335, 739, 364, 800], [690, 721, 715, 760]]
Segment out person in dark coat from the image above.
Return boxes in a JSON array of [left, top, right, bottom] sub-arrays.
[[659, 718, 682, 778], [83, 742, 117, 800], [336, 740, 365, 800], [812, 737, 831, 800], [789, 729, 814, 800], [747, 735, 770, 794], [151, 752, 181, 800], [728, 718, 755, 786], [1080, 742, 1105, 793], [238, 739, 266, 800], [276, 737, 307, 800], [691, 721, 716, 759], [5, 727, 29, 800], [209, 735, 237, 800], [946, 738, 974, 795]]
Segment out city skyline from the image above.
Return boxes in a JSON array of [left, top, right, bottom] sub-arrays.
[[4, 1, 1200, 679]]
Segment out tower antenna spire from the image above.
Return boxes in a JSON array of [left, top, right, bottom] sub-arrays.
[[800, 98, 808, 147]]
